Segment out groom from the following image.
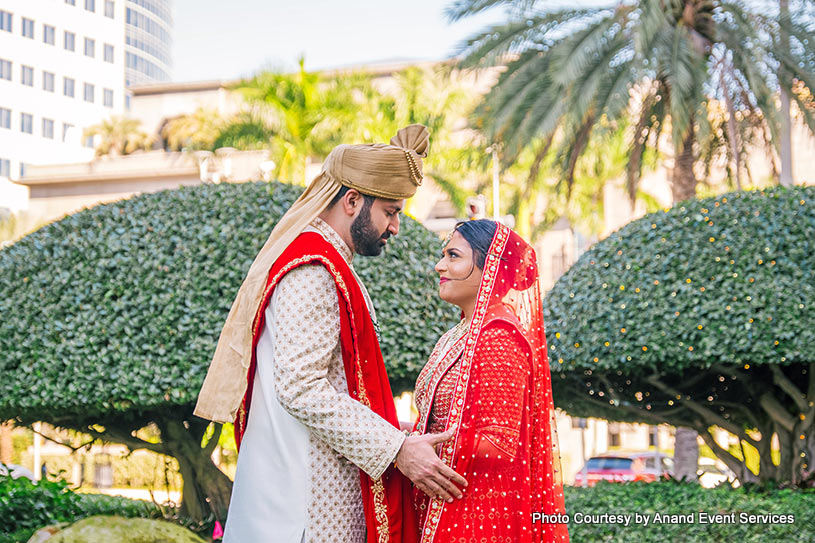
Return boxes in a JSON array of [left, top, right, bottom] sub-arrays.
[[195, 125, 466, 543]]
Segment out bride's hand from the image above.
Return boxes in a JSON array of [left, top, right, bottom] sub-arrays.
[[399, 420, 415, 432]]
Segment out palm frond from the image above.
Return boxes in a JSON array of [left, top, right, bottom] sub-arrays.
[[426, 171, 475, 214], [455, 8, 604, 69], [445, 0, 516, 23], [626, 88, 661, 203]]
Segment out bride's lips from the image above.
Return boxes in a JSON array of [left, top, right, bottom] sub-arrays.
[[439, 277, 450, 285]]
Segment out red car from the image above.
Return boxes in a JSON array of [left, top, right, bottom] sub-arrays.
[[572, 452, 673, 486]]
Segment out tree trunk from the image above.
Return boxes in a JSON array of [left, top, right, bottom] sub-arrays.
[[671, 129, 697, 202], [778, 0, 795, 187], [159, 419, 233, 524], [518, 137, 553, 239], [720, 68, 743, 190], [673, 426, 699, 481]]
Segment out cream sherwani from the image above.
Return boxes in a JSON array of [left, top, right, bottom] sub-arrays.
[[223, 218, 406, 543]]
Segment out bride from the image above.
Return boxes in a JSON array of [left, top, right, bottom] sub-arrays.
[[410, 219, 570, 542]]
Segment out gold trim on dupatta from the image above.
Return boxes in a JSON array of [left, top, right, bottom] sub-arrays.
[[418, 224, 511, 543]]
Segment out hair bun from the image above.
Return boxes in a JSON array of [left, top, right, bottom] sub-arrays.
[[390, 124, 429, 158]]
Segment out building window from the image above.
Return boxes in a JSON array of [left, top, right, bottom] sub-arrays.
[[0, 107, 10, 129], [104, 0, 114, 18], [64, 31, 75, 51], [43, 24, 55, 45], [42, 71, 55, 92], [85, 0, 96, 13], [103, 88, 113, 107], [65, 0, 76, 5], [608, 423, 621, 448], [63, 77, 75, 97], [20, 112, 33, 134], [21, 65, 33, 87], [19, 162, 27, 178], [84, 37, 95, 57], [42, 118, 54, 139], [0, 158, 10, 178], [124, 92, 131, 110], [83, 82, 94, 102], [0, 58, 11, 81], [104, 43, 114, 63], [21, 17, 34, 39], [571, 417, 588, 429], [62, 122, 74, 142], [125, 51, 169, 83], [0, 10, 12, 33], [84, 134, 94, 148]]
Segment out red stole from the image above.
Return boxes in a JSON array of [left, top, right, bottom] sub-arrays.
[[234, 231, 418, 543]]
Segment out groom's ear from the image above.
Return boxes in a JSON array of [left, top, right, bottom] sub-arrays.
[[341, 189, 364, 218]]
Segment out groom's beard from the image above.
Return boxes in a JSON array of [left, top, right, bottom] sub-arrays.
[[351, 199, 390, 256]]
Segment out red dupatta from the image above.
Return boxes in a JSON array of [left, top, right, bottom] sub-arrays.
[[234, 231, 418, 543], [416, 224, 569, 543]]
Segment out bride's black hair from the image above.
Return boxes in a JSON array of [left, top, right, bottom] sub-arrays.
[[453, 219, 498, 270]]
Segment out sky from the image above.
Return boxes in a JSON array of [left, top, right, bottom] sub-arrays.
[[170, 0, 509, 82]]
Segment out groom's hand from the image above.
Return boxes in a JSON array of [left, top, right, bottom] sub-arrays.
[[394, 429, 467, 502]]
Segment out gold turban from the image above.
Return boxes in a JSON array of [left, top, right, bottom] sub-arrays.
[[194, 124, 429, 423]]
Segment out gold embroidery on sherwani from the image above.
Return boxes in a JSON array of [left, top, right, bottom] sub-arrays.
[[308, 218, 390, 542], [269, 221, 403, 543]]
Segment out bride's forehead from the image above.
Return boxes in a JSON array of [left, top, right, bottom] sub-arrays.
[[443, 231, 472, 252]]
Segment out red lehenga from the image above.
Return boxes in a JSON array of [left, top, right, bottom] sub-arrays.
[[413, 224, 569, 543]]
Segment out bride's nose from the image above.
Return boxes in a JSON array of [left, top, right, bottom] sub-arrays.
[[434, 258, 445, 273]]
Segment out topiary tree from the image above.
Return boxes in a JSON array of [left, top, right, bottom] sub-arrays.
[[545, 186, 815, 485], [0, 181, 457, 522]]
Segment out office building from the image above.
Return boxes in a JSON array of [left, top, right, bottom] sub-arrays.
[[0, 0, 173, 186], [0, 0, 128, 182], [124, 0, 172, 86]]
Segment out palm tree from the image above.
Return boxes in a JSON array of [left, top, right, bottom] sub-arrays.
[[232, 58, 365, 184], [448, 0, 815, 204], [84, 117, 153, 157], [384, 65, 491, 217], [161, 108, 224, 152], [344, 64, 494, 218], [212, 112, 274, 151]]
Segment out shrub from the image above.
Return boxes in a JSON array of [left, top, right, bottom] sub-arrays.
[[0, 473, 160, 543], [545, 187, 815, 484], [563, 480, 815, 542]]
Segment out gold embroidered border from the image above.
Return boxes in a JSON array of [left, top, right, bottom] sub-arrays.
[[419, 224, 510, 543], [372, 478, 390, 543], [413, 329, 453, 414], [237, 404, 246, 436], [415, 335, 466, 434]]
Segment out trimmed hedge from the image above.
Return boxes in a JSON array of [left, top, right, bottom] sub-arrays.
[[546, 186, 815, 387], [0, 181, 456, 424], [543, 187, 814, 483], [563, 481, 815, 542]]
